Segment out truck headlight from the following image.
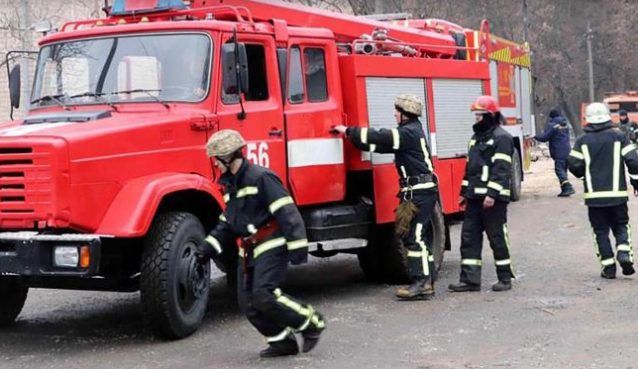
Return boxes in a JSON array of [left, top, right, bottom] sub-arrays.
[[53, 246, 79, 267]]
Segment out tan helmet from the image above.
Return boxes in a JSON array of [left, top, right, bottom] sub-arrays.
[[585, 102, 611, 124], [394, 94, 423, 117], [206, 129, 246, 157]]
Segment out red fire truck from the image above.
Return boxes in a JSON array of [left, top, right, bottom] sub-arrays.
[[0, 0, 534, 338]]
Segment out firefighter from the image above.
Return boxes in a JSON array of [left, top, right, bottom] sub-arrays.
[[448, 95, 516, 293], [195, 130, 326, 358], [333, 94, 439, 300], [568, 102, 638, 279], [617, 109, 638, 143]]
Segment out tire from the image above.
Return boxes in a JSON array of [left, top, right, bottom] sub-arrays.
[[0, 278, 28, 327], [359, 202, 446, 285], [141, 212, 210, 339], [510, 147, 522, 202]]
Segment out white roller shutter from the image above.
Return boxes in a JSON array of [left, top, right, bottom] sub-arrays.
[[365, 77, 428, 164], [432, 79, 484, 159]]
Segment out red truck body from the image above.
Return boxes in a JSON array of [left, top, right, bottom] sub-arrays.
[[0, 0, 534, 338]]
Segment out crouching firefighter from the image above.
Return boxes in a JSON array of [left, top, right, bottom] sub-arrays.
[[449, 95, 516, 293], [196, 130, 326, 358], [568, 102, 638, 279], [334, 94, 439, 300]]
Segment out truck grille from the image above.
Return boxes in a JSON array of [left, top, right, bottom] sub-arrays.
[[0, 144, 56, 227]]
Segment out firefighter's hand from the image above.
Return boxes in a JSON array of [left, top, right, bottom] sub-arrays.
[[332, 125, 348, 134], [195, 239, 216, 264], [634, 187, 638, 197], [483, 196, 495, 209], [458, 196, 466, 211]]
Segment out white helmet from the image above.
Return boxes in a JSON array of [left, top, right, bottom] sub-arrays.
[[585, 102, 611, 124]]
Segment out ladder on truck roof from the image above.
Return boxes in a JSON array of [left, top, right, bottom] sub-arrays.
[[197, 0, 467, 59]]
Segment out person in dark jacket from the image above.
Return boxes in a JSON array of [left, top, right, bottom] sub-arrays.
[[448, 95, 516, 293], [534, 109, 575, 197], [334, 94, 439, 300], [196, 130, 325, 358], [568, 103, 638, 279], [617, 109, 638, 143]]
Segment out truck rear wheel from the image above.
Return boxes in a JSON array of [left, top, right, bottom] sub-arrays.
[[0, 278, 28, 326], [359, 203, 446, 284], [141, 212, 210, 339], [510, 147, 522, 201]]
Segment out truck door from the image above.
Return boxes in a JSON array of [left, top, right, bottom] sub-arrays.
[[283, 40, 346, 205], [217, 33, 287, 180]]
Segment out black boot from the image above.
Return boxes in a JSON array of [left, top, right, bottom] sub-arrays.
[[448, 282, 480, 292], [557, 182, 575, 197], [301, 312, 326, 353], [396, 278, 435, 300], [600, 265, 617, 279], [260, 333, 299, 358], [491, 280, 512, 291], [617, 252, 635, 276]]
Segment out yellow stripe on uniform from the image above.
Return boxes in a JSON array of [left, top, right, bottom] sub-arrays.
[[584, 191, 628, 199], [416, 223, 430, 276], [622, 143, 637, 156], [253, 237, 286, 258], [205, 235, 222, 254], [269, 196, 294, 214], [462, 179, 468, 187], [237, 186, 259, 198], [613, 142, 621, 192], [601, 258, 615, 266], [569, 150, 584, 160], [461, 259, 482, 266], [474, 187, 488, 195], [481, 165, 489, 182], [266, 327, 292, 343], [391, 128, 400, 150], [582, 145, 593, 193], [492, 153, 512, 163], [420, 138, 434, 172], [287, 239, 308, 251], [360, 127, 369, 144], [487, 181, 504, 192]]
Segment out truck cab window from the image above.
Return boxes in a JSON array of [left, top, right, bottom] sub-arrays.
[[303, 48, 328, 102], [222, 44, 269, 104], [288, 46, 304, 104]]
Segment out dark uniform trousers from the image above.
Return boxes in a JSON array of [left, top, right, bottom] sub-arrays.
[[588, 203, 634, 270], [404, 192, 438, 280], [237, 245, 322, 343], [459, 199, 515, 285]]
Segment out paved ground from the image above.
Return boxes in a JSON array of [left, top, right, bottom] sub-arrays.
[[3, 158, 638, 369]]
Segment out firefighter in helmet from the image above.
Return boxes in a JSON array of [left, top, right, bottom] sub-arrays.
[[448, 95, 516, 293], [334, 94, 439, 300], [568, 102, 638, 279], [196, 129, 326, 357]]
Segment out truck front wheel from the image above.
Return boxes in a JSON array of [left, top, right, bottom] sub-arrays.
[[141, 212, 210, 339], [0, 278, 28, 326]]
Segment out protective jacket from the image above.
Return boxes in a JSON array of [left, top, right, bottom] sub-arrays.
[[568, 121, 638, 207], [461, 122, 514, 202], [346, 118, 437, 194], [205, 160, 308, 266]]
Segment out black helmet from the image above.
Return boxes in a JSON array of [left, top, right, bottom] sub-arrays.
[[619, 109, 628, 116], [549, 109, 560, 118]]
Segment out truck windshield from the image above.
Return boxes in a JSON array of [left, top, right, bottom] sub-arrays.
[[607, 101, 638, 113], [31, 33, 212, 108]]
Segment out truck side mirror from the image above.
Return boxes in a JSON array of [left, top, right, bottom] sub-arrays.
[[222, 42, 249, 95], [9, 64, 21, 109]]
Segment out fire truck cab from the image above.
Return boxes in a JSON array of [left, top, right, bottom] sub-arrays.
[[0, 0, 534, 338]]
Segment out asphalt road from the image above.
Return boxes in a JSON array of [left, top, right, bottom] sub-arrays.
[[3, 158, 638, 369]]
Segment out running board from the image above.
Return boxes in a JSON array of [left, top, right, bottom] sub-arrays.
[[308, 238, 368, 252]]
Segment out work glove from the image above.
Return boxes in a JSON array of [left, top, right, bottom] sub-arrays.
[[288, 248, 308, 266], [195, 238, 221, 264]]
